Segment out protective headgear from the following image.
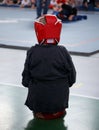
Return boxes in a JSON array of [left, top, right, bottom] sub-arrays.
[[34, 14, 62, 44]]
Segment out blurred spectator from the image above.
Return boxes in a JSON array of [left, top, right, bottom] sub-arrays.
[[82, 0, 96, 10], [76, 0, 99, 11], [31, 0, 36, 9], [2, 0, 21, 5], [49, 0, 57, 9], [2, 0, 14, 5], [20, 0, 31, 8], [53, 0, 87, 22], [36, 0, 51, 18], [52, 0, 65, 15], [75, 0, 83, 7]]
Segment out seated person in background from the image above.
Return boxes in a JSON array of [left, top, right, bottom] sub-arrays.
[[20, 0, 31, 8], [74, 0, 83, 7], [53, 0, 87, 22], [49, 0, 57, 9], [76, 0, 99, 11], [2, 0, 14, 5], [31, 0, 36, 9], [16, 0, 21, 5], [82, 0, 96, 10], [1, 0, 21, 5], [52, 0, 66, 15]]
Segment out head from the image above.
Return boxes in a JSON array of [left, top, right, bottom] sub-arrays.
[[34, 14, 62, 45]]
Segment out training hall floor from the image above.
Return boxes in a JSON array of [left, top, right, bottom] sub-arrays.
[[0, 7, 99, 130]]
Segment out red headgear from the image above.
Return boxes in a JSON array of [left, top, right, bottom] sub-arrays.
[[34, 14, 62, 44]]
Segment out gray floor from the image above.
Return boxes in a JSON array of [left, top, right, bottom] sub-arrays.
[[0, 7, 99, 55], [0, 48, 99, 130], [0, 48, 99, 99]]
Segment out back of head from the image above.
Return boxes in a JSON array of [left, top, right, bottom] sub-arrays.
[[34, 14, 62, 45]]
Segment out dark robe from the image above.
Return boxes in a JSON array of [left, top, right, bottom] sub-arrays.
[[22, 44, 76, 113]]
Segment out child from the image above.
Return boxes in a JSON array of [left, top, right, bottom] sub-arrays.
[[53, 0, 87, 22], [22, 14, 76, 119]]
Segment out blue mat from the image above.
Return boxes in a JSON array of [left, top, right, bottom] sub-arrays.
[[0, 7, 99, 56]]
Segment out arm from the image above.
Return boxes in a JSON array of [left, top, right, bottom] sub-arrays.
[[22, 50, 31, 87], [67, 54, 76, 87], [60, 46, 76, 87]]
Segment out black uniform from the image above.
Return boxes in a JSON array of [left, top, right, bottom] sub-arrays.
[[57, 4, 77, 21], [22, 44, 76, 113]]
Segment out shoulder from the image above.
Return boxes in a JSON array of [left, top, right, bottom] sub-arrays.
[[58, 45, 71, 57], [58, 45, 68, 52], [26, 45, 37, 57], [27, 44, 38, 54]]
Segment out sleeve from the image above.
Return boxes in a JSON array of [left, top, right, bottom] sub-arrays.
[[67, 55, 76, 87], [22, 50, 32, 87], [61, 46, 76, 87]]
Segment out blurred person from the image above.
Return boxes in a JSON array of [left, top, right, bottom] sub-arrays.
[[20, 0, 31, 8], [31, 0, 36, 9], [74, 0, 83, 7], [76, 0, 98, 11], [36, 0, 51, 18], [82, 0, 96, 10], [1, 0, 21, 5], [49, 0, 57, 9], [52, 0, 66, 15], [2, 0, 14, 5], [53, 0, 87, 22]]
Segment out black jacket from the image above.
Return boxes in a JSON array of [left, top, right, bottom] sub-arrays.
[[57, 4, 77, 21], [22, 44, 76, 113]]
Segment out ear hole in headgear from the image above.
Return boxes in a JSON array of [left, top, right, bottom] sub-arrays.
[[39, 16, 46, 25]]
